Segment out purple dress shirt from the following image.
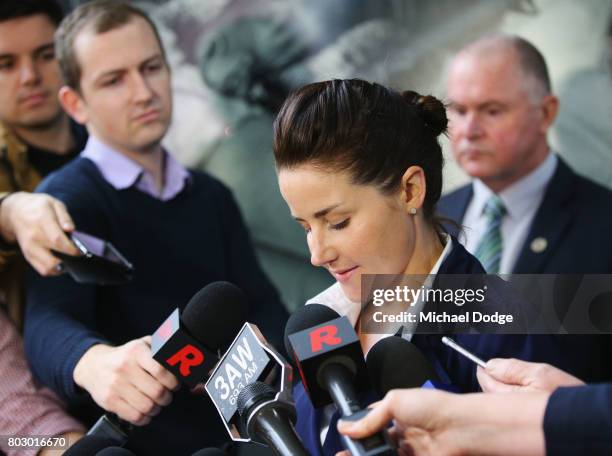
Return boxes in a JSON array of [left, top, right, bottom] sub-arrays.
[[81, 136, 190, 200]]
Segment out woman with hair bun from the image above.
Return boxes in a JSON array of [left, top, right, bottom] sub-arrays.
[[275, 80, 449, 316], [273, 79, 571, 455]]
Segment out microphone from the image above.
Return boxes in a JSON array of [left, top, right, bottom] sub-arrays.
[[236, 382, 308, 456], [196, 285, 294, 443], [284, 304, 369, 411], [366, 336, 439, 396], [95, 448, 137, 456], [181, 282, 250, 353], [151, 281, 249, 388], [85, 415, 130, 448], [63, 435, 118, 456], [285, 304, 396, 455], [202, 299, 296, 448], [87, 282, 249, 447]]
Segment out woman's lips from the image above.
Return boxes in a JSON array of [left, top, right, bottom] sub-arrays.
[[331, 266, 358, 283]]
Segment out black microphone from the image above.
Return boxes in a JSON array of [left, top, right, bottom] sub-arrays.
[[203, 301, 296, 448], [366, 336, 439, 397], [181, 281, 249, 354], [285, 304, 396, 456], [63, 435, 117, 456], [236, 381, 308, 456], [284, 304, 368, 411], [151, 281, 249, 388], [95, 448, 137, 456], [85, 415, 130, 448]]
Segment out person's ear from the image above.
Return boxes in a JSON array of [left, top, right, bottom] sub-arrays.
[[539, 94, 559, 133], [399, 166, 426, 215], [58, 86, 89, 125]]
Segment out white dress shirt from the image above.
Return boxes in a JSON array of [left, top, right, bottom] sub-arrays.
[[461, 153, 558, 274]]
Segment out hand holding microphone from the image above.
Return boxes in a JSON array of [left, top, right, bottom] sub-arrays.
[[73, 335, 179, 426], [80, 280, 248, 453], [340, 340, 558, 456], [337, 387, 549, 456]]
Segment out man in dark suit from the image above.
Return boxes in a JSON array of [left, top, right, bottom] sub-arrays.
[[438, 34, 612, 397], [438, 34, 612, 275]]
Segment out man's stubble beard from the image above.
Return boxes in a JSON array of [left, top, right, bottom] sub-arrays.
[[9, 106, 66, 132]]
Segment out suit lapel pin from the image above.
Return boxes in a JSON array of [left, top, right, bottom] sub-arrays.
[[530, 237, 548, 253]]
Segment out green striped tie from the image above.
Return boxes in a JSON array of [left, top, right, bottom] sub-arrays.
[[474, 195, 506, 273]]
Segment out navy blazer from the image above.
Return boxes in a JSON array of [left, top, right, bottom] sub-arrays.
[[437, 157, 612, 274], [293, 240, 585, 456], [544, 384, 612, 455]]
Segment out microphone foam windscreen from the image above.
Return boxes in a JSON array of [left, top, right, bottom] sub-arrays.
[[283, 303, 340, 357], [181, 281, 248, 352], [95, 448, 136, 456], [366, 336, 439, 396]]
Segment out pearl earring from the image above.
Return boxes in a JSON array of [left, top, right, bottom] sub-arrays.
[[409, 207, 417, 215]]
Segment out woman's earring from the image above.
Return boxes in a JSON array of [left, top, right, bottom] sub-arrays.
[[409, 207, 417, 215]]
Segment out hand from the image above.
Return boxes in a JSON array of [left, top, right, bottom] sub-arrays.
[[477, 358, 584, 393], [73, 336, 179, 426], [0, 192, 79, 276], [336, 388, 548, 456]]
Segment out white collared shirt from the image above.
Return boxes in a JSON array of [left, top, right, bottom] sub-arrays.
[[461, 153, 558, 273]]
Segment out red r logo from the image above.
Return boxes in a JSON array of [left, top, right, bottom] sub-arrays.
[[309, 325, 341, 352], [166, 344, 204, 377]]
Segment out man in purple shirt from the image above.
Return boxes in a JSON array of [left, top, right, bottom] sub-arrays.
[[24, 2, 287, 454], [53, 1, 181, 428]]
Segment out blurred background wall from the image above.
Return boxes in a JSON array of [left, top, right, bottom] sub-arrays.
[[60, 0, 612, 311]]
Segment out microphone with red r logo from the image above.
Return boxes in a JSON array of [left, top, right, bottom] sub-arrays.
[[151, 281, 249, 389], [285, 304, 396, 456]]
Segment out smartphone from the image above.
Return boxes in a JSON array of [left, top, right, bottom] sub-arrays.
[[441, 336, 487, 368], [52, 230, 134, 286]]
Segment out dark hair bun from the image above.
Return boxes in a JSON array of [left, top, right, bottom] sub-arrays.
[[401, 90, 448, 137]]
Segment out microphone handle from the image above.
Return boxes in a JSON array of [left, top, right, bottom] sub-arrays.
[[321, 363, 397, 455], [320, 362, 362, 416], [250, 404, 309, 456], [87, 414, 130, 446], [340, 432, 396, 456]]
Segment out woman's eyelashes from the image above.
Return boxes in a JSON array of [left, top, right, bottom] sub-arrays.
[[297, 218, 350, 233], [330, 218, 350, 230]]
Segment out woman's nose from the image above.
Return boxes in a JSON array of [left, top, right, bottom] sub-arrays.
[[309, 231, 337, 267]]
